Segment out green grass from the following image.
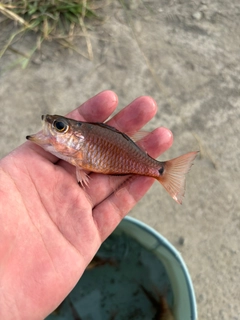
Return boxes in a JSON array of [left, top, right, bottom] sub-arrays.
[[0, 0, 105, 66]]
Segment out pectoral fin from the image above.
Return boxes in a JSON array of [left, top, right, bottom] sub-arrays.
[[76, 167, 90, 187]]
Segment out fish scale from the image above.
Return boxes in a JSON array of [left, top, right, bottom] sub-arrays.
[[26, 115, 198, 204], [82, 123, 157, 175]]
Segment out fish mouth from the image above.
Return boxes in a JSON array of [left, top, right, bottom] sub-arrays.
[[26, 135, 34, 141], [26, 131, 45, 143], [26, 115, 62, 143], [26, 134, 43, 142], [26, 115, 51, 142], [26, 128, 50, 145]]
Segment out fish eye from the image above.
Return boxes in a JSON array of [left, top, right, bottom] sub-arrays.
[[53, 119, 68, 133]]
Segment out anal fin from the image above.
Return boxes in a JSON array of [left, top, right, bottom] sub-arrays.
[[76, 167, 90, 188]]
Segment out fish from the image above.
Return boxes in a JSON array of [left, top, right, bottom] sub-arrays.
[[69, 300, 82, 320], [86, 255, 118, 270], [26, 115, 198, 204], [140, 285, 175, 320]]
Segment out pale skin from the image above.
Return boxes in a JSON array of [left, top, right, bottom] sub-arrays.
[[0, 91, 173, 320]]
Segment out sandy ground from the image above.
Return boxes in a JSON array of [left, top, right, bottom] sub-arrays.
[[1, 1, 240, 319]]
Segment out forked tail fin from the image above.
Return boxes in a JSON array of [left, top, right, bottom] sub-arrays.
[[157, 151, 199, 204]]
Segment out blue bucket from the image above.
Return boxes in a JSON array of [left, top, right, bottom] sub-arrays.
[[120, 216, 198, 320], [47, 216, 197, 320]]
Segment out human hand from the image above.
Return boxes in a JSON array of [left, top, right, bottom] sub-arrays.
[[0, 91, 173, 319]]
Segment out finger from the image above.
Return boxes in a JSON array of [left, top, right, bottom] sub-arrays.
[[107, 95, 157, 133], [67, 90, 118, 122], [87, 127, 173, 208], [25, 90, 118, 163]]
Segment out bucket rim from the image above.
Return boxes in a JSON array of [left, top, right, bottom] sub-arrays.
[[121, 215, 198, 320]]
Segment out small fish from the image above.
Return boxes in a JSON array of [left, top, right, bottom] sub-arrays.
[[26, 115, 198, 204], [140, 285, 175, 320], [86, 255, 118, 270], [69, 300, 82, 320]]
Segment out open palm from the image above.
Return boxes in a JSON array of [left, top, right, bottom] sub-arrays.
[[0, 91, 173, 319]]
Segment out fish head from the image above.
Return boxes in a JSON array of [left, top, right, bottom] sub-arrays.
[[26, 115, 85, 158]]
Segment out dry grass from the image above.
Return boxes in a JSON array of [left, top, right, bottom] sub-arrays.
[[0, 0, 107, 66]]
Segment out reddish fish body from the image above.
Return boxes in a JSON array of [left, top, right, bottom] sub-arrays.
[[26, 115, 198, 204], [75, 122, 161, 177]]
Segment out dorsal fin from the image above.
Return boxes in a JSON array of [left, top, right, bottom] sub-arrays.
[[89, 122, 149, 143], [87, 122, 151, 155], [88, 122, 133, 142]]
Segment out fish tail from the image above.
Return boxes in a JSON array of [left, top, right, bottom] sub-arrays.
[[156, 151, 198, 204]]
